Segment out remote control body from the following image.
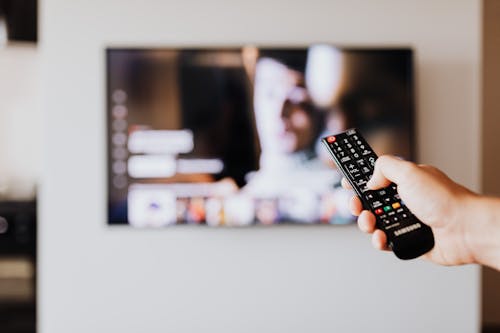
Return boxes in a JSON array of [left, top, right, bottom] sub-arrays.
[[322, 128, 434, 260]]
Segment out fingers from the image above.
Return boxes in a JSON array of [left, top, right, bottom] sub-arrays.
[[371, 230, 390, 251], [349, 196, 363, 216], [341, 177, 352, 190], [367, 155, 417, 190], [357, 210, 376, 233], [356, 211, 390, 252], [342, 157, 403, 254], [418, 164, 443, 177]]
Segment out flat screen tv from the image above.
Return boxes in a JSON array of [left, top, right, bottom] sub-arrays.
[[107, 46, 415, 227]]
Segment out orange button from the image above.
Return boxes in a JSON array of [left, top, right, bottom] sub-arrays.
[[392, 202, 401, 209]]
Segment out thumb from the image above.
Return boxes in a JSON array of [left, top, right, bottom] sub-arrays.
[[367, 155, 417, 189]]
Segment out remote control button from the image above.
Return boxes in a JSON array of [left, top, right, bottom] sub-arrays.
[[391, 216, 400, 223], [361, 149, 372, 156], [392, 202, 401, 209], [383, 205, 392, 212], [371, 200, 382, 208], [326, 136, 336, 143], [355, 179, 368, 188], [356, 159, 366, 167], [360, 166, 371, 174], [383, 219, 391, 225], [401, 213, 408, 219], [340, 156, 351, 163], [396, 208, 404, 214], [394, 193, 401, 200], [352, 173, 364, 180], [356, 159, 372, 174], [349, 167, 362, 177], [378, 190, 387, 196], [375, 208, 383, 215], [360, 186, 370, 193], [347, 136, 358, 143], [367, 156, 377, 167], [365, 192, 375, 201], [387, 211, 396, 216], [383, 197, 391, 203]]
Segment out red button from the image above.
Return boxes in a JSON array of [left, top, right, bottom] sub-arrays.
[[375, 208, 383, 215], [326, 136, 336, 143]]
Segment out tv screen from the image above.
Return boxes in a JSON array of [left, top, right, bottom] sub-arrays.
[[107, 46, 414, 227]]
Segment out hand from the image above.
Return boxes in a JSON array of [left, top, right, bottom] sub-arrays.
[[342, 155, 479, 266]]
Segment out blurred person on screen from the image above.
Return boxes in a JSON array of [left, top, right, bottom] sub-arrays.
[[244, 57, 352, 223]]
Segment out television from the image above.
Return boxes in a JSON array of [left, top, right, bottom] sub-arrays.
[[107, 46, 415, 227]]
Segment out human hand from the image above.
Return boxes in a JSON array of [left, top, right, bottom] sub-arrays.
[[342, 155, 478, 266]]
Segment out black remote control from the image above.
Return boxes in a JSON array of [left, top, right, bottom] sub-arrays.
[[322, 128, 434, 260]]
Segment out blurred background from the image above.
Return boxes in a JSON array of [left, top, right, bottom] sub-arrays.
[[0, 0, 37, 331], [0, 0, 499, 332]]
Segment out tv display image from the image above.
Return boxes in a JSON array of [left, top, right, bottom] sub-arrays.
[[107, 46, 414, 227]]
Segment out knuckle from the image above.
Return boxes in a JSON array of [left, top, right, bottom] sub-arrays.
[[375, 155, 390, 168], [399, 161, 418, 179], [419, 164, 438, 172]]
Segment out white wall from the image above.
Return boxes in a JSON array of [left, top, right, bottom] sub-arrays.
[[0, 45, 40, 199], [39, 0, 481, 332]]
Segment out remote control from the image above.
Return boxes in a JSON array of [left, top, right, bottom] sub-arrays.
[[322, 128, 434, 260]]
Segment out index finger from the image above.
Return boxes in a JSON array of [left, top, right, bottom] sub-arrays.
[[367, 155, 416, 190]]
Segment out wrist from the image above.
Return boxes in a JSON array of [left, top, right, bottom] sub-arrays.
[[463, 194, 500, 270]]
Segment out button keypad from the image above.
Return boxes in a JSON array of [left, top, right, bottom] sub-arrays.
[[322, 129, 413, 231]]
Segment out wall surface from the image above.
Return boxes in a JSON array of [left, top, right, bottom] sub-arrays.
[[39, 1, 481, 332], [0, 44, 39, 199]]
